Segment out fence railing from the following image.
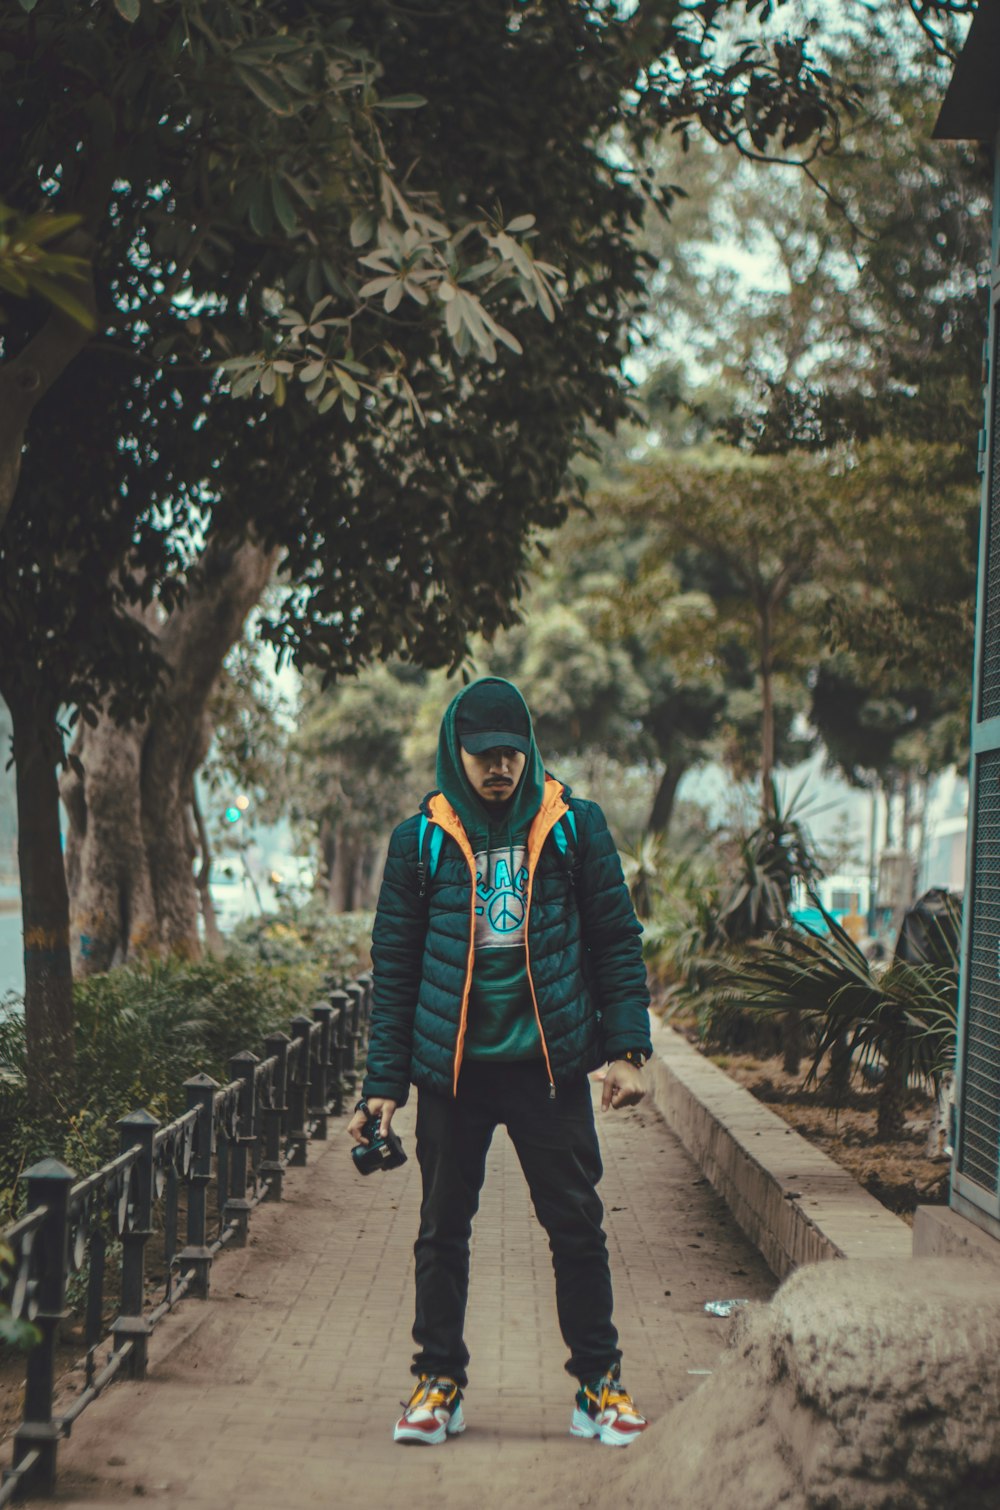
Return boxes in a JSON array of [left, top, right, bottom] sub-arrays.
[[0, 973, 372, 1505]]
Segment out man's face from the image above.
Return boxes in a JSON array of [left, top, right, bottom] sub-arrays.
[[460, 745, 526, 803]]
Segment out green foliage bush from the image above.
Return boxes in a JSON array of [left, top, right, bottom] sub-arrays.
[[0, 1238, 40, 1348], [698, 920, 955, 1076], [0, 910, 373, 1221], [229, 900, 373, 980]]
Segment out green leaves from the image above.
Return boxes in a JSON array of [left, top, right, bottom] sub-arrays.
[[0, 202, 94, 330], [441, 285, 522, 362], [349, 211, 376, 248], [220, 294, 373, 420], [233, 65, 296, 117], [0, 1241, 39, 1350], [373, 94, 427, 111], [351, 203, 560, 365], [269, 176, 297, 234]]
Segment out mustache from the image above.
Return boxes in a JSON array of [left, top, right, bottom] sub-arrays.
[[484, 776, 513, 786]]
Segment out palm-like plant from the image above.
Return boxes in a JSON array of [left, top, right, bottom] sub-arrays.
[[711, 778, 824, 1072], [619, 832, 669, 922], [661, 884, 727, 1019], [715, 776, 824, 944], [699, 903, 958, 1138]]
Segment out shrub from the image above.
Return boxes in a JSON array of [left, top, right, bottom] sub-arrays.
[[0, 930, 371, 1220], [229, 900, 373, 980], [694, 911, 958, 1136], [0, 1239, 39, 1349]]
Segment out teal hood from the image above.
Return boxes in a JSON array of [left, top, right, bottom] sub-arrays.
[[436, 678, 545, 848]]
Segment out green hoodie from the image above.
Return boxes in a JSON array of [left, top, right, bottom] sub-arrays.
[[436, 679, 545, 1061]]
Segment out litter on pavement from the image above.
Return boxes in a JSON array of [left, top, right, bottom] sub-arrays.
[[703, 1298, 750, 1318]]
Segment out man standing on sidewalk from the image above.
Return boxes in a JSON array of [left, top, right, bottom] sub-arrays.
[[348, 677, 652, 1447]]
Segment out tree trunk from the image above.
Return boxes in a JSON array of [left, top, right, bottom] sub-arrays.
[[647, 756, 689, 837], [6, 686, 75, 1102], [360, 843, 382, 910], [318, 815, 337, 902], [913, 777, 929, 893], [61, 711, 159, 973], [866, 787, 879, 935], [759, 601, 776, 817], [877, 1006, 908, 1141], [883, 774, 896, 848], [326, 825, 359, 913], [61, 535, 279, 971], [901, 772, 913, 862], [827, 1029, 853, 1104], [192, 783, 225, 957], [351, 846, 369, 913], [781, 1006, 803, 1078]]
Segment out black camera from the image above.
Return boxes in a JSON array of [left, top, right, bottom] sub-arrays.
[[351, 1103, 407, 1175]]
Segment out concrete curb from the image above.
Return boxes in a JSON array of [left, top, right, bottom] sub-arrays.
[[648, 1020, 912, 1278]]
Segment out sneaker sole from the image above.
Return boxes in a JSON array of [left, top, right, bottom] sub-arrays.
[[394, 1403, 466, 1445], [570, 1406, 602, 1441], [570, 1405, 646, 1447]]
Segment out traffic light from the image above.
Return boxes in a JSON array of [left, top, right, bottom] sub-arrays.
[[223, 794, 250, 825]]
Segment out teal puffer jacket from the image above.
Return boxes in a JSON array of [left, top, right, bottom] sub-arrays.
[[363, 777, 651, 1106]]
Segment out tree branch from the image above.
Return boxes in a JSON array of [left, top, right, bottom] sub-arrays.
[[0, 234, 98, 534], [0, 145, 118, 535]]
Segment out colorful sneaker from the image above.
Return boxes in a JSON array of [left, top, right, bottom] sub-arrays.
[[570, 1365, 648, 1447], [393, 1374, 466, 1445]]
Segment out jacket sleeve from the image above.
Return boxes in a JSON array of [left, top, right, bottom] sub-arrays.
[[574, 801, 652, 1061], [363, 820, 425, 1107]]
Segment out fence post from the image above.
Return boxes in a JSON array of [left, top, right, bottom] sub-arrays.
[[311, 1003, 333, 1139], [179, 1074, 218, 1297], [288, 1016, 312, 1166], [10, 1158, 75, 1499], [112, 1110, 158, 1380], [224, 1052, 258, 1246], [345, 983, 363, 1093], [328, 988, 349, 1117], [358, 969, 374, 1031], [260, 1032, 289, 1201]]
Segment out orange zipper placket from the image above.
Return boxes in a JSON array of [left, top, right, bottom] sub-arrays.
[[522, 778, 570, 1099], [428, 780, 569, 1099], [427, 794, 480, 1097]]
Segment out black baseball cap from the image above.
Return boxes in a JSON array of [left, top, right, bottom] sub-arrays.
[[455, 679, 532, 757]]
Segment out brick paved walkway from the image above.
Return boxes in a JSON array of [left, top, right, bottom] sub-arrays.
[[34, 1080, 775, 1509]]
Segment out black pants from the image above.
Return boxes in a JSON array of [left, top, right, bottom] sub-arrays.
[[411, 1058, 620, 1388]]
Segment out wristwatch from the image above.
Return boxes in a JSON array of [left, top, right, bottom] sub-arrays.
[[615, 1049, 648, 1070]]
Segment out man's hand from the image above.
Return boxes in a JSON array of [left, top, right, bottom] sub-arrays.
[[601, 1060, 645, 1112], [347, 1097, 398, 1144]]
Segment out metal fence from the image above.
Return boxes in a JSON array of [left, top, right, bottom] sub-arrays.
[[0, 974, 372, 1505]]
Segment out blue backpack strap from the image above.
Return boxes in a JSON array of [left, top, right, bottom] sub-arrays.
[[552, 808, 580, 886], [416, 816, 444, 898], [552, 809, 578, 853]]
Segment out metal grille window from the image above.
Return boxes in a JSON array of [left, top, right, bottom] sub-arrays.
[[980, 322, 1000, 721], [959, 749, 1000, 1194]]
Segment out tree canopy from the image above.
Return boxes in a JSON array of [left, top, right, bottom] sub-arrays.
[[0, 0, 984, 1089]]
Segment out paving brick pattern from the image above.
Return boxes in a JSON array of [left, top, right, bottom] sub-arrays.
[[34, 1081, 776, 1510]]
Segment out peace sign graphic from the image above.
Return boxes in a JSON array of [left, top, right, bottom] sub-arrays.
[[488, 891, 525, 934]]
